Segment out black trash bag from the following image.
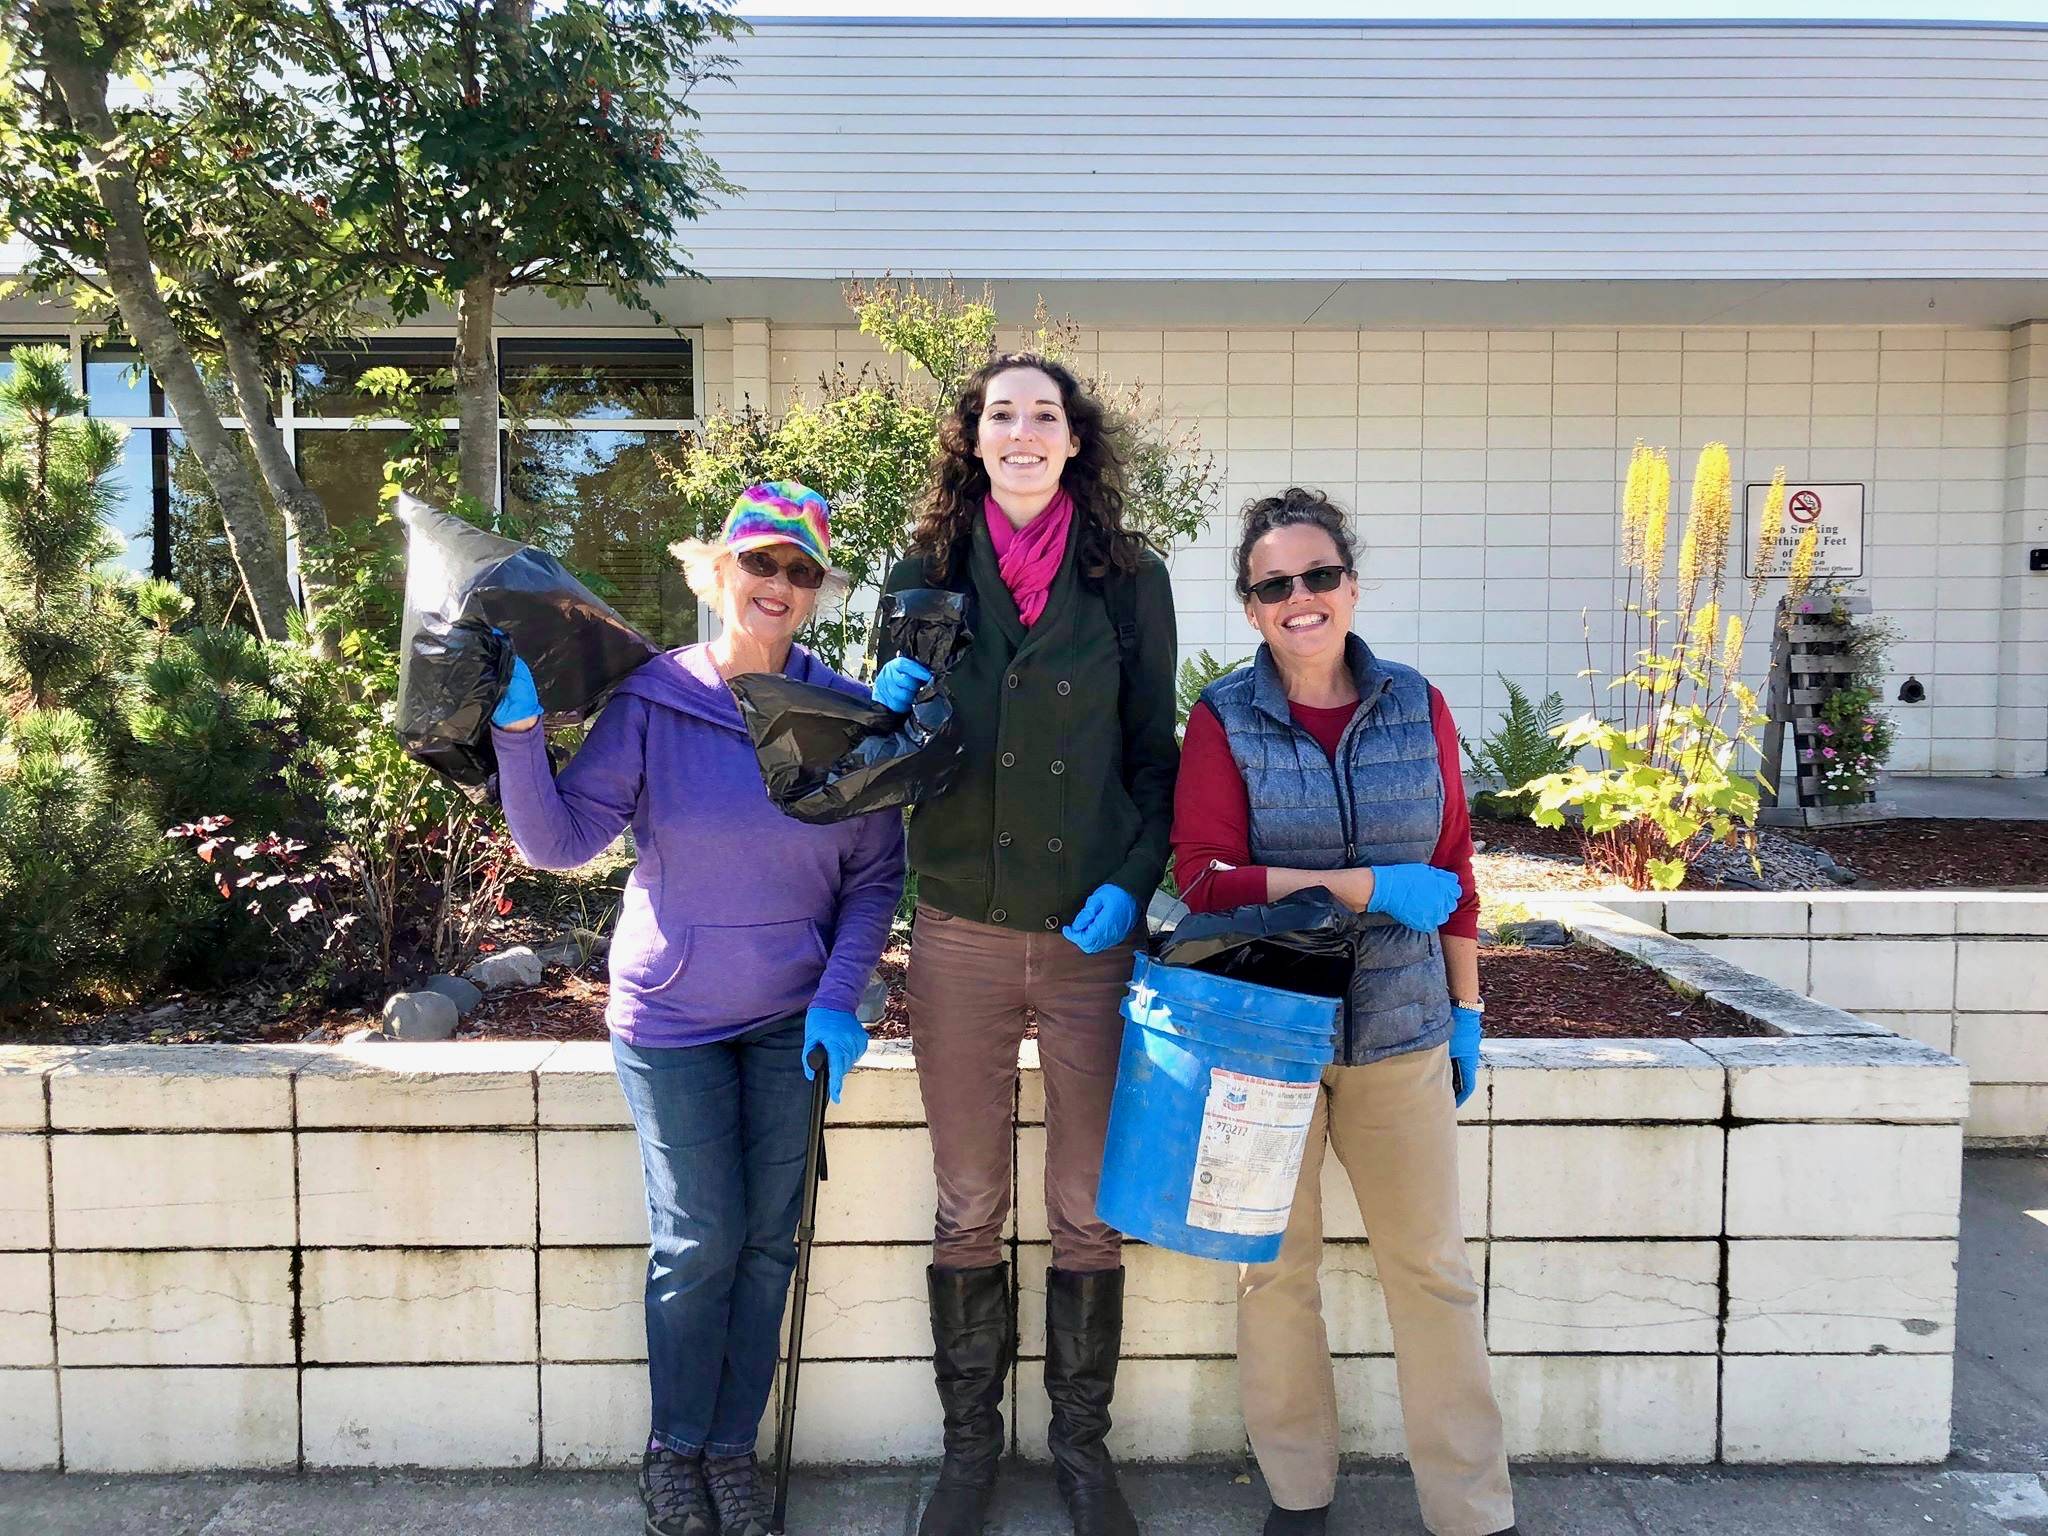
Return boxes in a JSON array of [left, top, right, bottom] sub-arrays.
[[728, 588, 972, 825], [394, 492, 659, 798], [1151, 887, 1365, 1001]]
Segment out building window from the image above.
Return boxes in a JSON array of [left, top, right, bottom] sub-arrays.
[[4, 329, 701, 640]]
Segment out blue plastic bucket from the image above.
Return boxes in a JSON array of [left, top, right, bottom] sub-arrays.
[[1095, 953, 1341, 1264]]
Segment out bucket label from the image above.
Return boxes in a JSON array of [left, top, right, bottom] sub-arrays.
[[1185, 1068, 1319, 1237]]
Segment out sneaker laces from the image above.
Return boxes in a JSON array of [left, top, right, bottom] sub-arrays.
[[704, 1451, 762, 1529], [643, 1447, 709, 1524]]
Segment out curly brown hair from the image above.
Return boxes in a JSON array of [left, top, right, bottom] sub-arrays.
[[1233, 486, 1360, 599], [908, 352, 1147, 583]]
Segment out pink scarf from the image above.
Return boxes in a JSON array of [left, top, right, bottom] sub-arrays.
[[984, 489, 1073, 627]]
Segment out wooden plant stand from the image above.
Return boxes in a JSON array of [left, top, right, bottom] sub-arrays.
[[1759, 592, 1892, 829]]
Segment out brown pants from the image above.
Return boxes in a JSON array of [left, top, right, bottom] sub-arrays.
[[1238, 1045, 1513, 1536], [905, 904, 1134, 1272]]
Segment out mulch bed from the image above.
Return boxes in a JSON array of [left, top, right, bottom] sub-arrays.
[[1793, 818, 2048, 890], [23, 931, 1765, 1046], [1481, 942, 1769, 1038], [1473, 815, 2048, 892]]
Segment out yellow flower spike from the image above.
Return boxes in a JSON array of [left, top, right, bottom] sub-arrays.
[[1749, 469, 1786, 598], [1641, 463, 1670, 611], [1722, 611, 1746, 677], [1621, 441, 1656, 566], [1689, 442, 1733, 591], [1787, 522, 1821, 598]]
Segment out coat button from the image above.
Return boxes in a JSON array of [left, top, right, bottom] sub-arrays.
[[990, 908, 1007, 924], [998, 832, 1013, 847], [1048, 837, 1064, 852], [1001, 752, 1016, 768], [1045, 916, 1061, 931], [1007, 674, 1020, 689], [1050, 760, 1065, 775], [1056, 680, 1071, 696]]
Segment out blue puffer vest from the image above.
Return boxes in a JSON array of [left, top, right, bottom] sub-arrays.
[[1202, 635, 1454, 1065]]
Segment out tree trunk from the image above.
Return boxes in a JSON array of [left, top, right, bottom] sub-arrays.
[[36, 5, 297, 642], [204, 289, 340, 660], [453, 272, 499, 515]]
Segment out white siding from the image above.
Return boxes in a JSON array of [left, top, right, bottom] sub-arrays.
[[717, 319, 2045, 778], [686, 22, 2048, 283]]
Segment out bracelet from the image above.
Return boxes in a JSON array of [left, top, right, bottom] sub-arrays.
[[1452, 998, 1485, 1014]]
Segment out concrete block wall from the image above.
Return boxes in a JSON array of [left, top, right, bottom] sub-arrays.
[[707, 319, 2048, 777], [1589, 891, 2048, 1144], [0, 1006, 1967, 1474]]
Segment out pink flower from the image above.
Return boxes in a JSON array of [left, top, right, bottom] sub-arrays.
[[1822, 747, 1837, 759], [1818, 723, 1833, 736]]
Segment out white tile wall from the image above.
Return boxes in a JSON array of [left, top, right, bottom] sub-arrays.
[[739, 322, 2048, 775], [0, 1038, 1970, 1472]]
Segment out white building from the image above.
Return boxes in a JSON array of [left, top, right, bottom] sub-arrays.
[[6, 17, 2047, 776]]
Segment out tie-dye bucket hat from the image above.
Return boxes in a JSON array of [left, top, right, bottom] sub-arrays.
[[719, 481, 831, 565]]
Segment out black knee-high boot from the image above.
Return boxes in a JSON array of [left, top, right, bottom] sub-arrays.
[[1044, 1266, 1139, 1536], [917, 1263, 1013, 1536]]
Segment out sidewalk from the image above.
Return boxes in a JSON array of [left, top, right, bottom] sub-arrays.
[[3, 1462, 2045, 1536], [1883, 776, 2048, 821], [3, 1153, 2042, 1536]]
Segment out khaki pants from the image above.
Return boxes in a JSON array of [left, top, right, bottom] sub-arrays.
[[1238, 1045, 1513, 1536], [905, 905, 1134, 1273]]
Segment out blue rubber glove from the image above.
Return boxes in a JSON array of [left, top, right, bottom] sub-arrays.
[[803, 1005, 868, 1104], [1449, 1005, 1483, 1108], [1365, 863, 1461, 933], [1062, 883, 1140, 956], [492, 654, 541, 729], [872, 656, 933, 714]]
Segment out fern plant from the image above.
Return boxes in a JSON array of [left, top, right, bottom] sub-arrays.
[[1175, 649, 1248, 739], [1460, 675, 1572, 820]]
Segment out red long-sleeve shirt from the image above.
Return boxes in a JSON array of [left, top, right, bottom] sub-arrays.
[[1171, 687, 1480, 941]]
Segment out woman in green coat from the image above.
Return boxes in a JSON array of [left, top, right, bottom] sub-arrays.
[[874, 353, 1179, 1536]]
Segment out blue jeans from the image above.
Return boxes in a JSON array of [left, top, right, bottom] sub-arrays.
[[613, 1016, 812, 1456]]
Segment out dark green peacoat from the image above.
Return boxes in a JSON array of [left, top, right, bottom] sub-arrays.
[[878, 511, 1179, 934]]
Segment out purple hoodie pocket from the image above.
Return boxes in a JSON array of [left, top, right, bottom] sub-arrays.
[[635, 917, 830, 1016]]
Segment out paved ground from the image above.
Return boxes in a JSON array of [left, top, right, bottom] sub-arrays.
[[2, 1153, 2042, 1536], [1884, 776, 2048, 821]]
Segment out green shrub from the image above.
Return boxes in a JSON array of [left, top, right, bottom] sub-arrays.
[[1176, 649, 1247, 737], [0, 708, 165, 1008], [1459, 676, 1571, 820]]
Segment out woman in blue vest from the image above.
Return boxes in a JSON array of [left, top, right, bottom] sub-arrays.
[[1170, 487, 1515, 1536]]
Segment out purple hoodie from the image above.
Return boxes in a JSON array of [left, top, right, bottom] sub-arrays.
[[491, 644, 905, 1049]]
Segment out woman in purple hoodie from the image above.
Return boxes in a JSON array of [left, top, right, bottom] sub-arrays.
[[491, 482, 905, 1536]]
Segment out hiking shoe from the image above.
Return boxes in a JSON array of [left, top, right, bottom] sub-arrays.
[[705, 1450, 770, 1536], [1261, 1505, 1327, 1536], [640, 1446, 714, 1536]]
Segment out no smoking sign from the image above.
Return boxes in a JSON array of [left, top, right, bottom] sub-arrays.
[[1745, 482, 1865, 580]]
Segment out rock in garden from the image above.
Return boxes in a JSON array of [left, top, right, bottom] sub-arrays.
[[338, 1025, 384, 1045], [380, 991, 459, 1041], [423, 974, 484, 1017], [1496, 918, 1569, 947], [465, 945, 545, 991]]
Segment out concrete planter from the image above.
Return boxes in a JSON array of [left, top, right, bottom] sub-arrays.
[[1554, 890, 2048, 1145], [0, 914, 1969, 1473]]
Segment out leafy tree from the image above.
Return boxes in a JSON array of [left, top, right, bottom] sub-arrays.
[[0, 0, 302, 639], [264, 0, 739, 509]]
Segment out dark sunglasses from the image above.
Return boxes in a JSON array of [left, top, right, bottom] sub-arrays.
[[1247, 563, 1352, 606], [734, 548, 826, 590]]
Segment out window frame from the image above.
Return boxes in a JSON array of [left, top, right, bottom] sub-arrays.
[[0, 321, 705, 593]]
